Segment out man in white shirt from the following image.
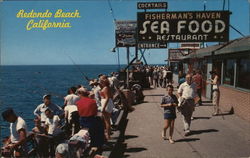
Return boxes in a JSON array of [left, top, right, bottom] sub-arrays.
[[64, 87, 80, 107], [44, 108, 64, 157], [34, 94, 63, 126], [162, 68, 168, 88], [2, 108, 28, 157], [178, 74, 197, 136], [44, 108, 62, 136], [89, 79, 102, 108]]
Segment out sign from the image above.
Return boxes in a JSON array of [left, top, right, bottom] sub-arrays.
[[137, 11, 230, 42], [116, 31, 136, 47], [115, 20, 136, 47], [137, 2, 168, 10], [138, 42, 167, 49], [180, 43, 201, 49], [115, 20, 137, 32], [168, 48, 195, 61]]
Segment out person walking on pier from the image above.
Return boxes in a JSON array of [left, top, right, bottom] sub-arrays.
[[178, 74, 197, 136], [160, 85, 178, 144], [207, 71, 220, 116], [193, 70, 203, 106]]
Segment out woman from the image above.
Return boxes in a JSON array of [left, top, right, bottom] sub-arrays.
[[99, 76, 114, 140], [207, 71, 220, 116]]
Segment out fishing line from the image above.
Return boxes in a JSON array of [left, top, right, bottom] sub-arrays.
[[65, 53, 90, 82]]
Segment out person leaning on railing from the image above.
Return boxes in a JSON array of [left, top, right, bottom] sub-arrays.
[[1, 108, 28, 157]]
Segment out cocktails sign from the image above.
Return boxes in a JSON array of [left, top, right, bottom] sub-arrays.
[[137, 2, 168, 10], [137, 11, 230, 42]]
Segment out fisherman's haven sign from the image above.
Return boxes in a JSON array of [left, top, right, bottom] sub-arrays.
[[137, 11, 230, 42]]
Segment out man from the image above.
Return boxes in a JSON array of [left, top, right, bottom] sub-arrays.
[[76, 87, 104, 148], [166, 67, 173, 86], [44, 108, 62, 136], [89, 79, 101, 109], [64, 87, 80, 107], [34, 94, 64, 126], [178, 74, 197, 136], [193, 70, 203, 106], [2, 108, 28, 157], [44, 108, 63, 157], [162, 67, 168, 88]]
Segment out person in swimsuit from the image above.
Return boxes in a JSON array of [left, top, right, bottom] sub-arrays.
[[160, 85, 178, 144], [99, 76, 114, 140]]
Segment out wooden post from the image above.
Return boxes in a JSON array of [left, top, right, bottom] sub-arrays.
[[126, 47, 130, 88]]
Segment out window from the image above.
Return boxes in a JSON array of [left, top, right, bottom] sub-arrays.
[[237, 58, 250, 90], [223, 59, 235, 86]]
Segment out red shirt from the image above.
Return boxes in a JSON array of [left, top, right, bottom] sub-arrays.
[[193, 74, 202, 89], [76, 97, 97, 117]]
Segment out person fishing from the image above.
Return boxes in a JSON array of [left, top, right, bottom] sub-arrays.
[[64, 87, 80, 137], [1, 108, 28, 157], [44, 108, 64, 157], [33, 94, 64, 126], [32, 117, 49, 158]]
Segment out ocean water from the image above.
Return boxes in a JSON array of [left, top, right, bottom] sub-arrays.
[[0, 65, 122, 141]]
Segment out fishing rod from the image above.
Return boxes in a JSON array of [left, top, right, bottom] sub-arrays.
[[66, 54, 90, 82]]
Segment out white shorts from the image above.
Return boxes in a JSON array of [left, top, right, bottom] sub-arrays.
[[101, 98, 114, 114]]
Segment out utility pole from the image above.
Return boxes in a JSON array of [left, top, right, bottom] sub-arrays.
[[249, 0, 250, 34]]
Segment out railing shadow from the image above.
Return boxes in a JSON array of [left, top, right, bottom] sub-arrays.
[[193, 117, 211, 120], [175, 138, 200, 142], [124, 135, 139, 140], [189, 129, 219, 136]]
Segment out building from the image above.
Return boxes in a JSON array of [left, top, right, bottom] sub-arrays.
[[177, 36, 250, 122]]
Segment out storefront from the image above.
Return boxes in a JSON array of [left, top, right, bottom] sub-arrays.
[[180, 36, 250, 122]]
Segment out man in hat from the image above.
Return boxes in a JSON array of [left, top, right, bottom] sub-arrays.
[[89, 79, 102, 109], [34, 94, 64, 126], [2, 108, 28, 157]]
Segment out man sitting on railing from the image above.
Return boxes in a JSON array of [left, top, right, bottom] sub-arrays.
[[1, 108, 28, 157], [44, 108, 65, 157]]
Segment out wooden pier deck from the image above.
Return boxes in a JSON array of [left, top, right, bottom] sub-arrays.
[[114, 87, 250, 158]]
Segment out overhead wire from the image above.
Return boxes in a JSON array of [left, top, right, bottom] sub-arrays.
[[107, 0, 122, 70]]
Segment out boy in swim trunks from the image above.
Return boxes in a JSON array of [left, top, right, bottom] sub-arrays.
[[160, 85, 178, 144]]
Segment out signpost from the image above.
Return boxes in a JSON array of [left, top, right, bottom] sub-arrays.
[[137, 11, 230, 42]]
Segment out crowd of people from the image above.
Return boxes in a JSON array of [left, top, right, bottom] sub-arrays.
[[1, 65, 221, 156], [127, 65, 173, 89], [1, 73, 126, 158]]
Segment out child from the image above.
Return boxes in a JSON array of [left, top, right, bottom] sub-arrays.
[[160, 85, 178, 144]]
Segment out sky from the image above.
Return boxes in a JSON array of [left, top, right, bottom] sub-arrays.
[[0, 0, 249, 65]]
